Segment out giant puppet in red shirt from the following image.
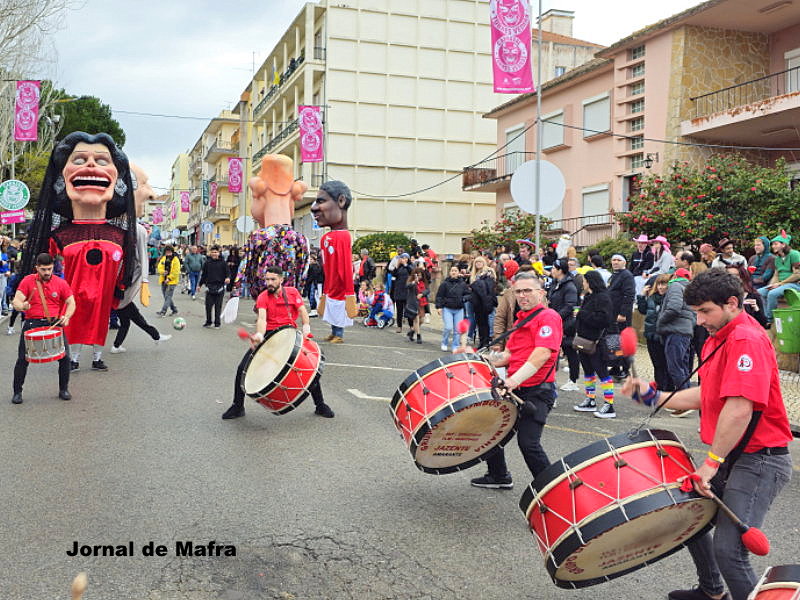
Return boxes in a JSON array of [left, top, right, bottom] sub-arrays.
[[23, 132, 137, 368], [310, 181, 357, 343]]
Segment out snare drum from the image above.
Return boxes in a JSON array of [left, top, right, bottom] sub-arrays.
[[519, 429, 716, 589], [390, 353, 518, 475], [750, 565, 800, 600], [24, 327, 66, 363], [243, 326, 324, 415]]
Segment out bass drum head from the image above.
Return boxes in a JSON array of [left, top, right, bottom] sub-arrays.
[[412, 390, 518, 474], [243, 327, 297, 396]]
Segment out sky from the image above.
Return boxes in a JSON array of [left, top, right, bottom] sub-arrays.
[[41, 0, 701, 192]]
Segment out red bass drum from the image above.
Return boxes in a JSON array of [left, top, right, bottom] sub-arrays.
[[750, 565, 800, 600]]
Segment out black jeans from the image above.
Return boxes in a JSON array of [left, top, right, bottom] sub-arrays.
[[561, 338, 580, 382], [394, 300, 406, 328], [205, 291, 224, 326], [233, 348, 325, 408], [646, 337, 673, 391], [13, 318, 71, 394], [578, 343, 609, 380], [485, 383, 555, 479], [114, 302, 160, 347], [475, 310, 491, 348]]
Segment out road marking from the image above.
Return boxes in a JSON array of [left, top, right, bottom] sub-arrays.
[[326, 362, 410, 372], [348, 388, 390, 402], [326, 342, 439, 353]]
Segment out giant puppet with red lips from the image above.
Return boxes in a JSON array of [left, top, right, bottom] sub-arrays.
[[24, 132, 137, 368]]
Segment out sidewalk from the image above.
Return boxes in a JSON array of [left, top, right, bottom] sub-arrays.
[[416, 308, 800, 437]]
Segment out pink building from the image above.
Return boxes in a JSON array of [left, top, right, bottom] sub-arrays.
[[465, 0, 800, 247]]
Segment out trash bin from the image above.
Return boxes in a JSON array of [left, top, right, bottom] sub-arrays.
[[773, 289, 800, 353]]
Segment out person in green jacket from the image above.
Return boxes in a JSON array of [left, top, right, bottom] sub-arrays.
[[758, 230, 800, 324]]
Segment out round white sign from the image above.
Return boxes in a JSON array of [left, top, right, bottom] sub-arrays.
[[235, 215, 255, 233], [201, 221, 213, 234], [510, 160, 565, 216], [0, 179, 31, 211]]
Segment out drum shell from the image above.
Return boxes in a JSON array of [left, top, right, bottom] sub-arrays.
[[519, 428, 717, 589], [243, 326, 323, 415], [751, 565, 800, 599], [24, 327, 66, 364], [390, 353, 518, 475]]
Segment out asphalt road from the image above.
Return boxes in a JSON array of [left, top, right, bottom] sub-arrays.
[[1, 297, 798, 599]]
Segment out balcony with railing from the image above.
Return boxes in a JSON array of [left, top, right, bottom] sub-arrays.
[[205, 140, 237, 161], [548, 212, 625, 249], [462, 152, 537, 192], [681, 66, 800, 146], [252, 119, 300, 164], [253, 50, 307, 120], [206, 205, 232, 223]]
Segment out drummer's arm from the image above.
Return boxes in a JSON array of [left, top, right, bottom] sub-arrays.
[[12, 290, 30, 312], [297, 305, 311, 337], [506, 347, 553, 389], [250, 308, 268, 348], [623, 378, 701, 410], [60, 295, 76, 326]]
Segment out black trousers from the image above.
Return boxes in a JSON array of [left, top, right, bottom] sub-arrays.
[[561, 338, 580, 382], [205, 292, 224, 326], [646, 337, 673, 391], [394, 300, 406, 327], [485, 383, 554, 479], [475, 310, 491, 348], [233, 348, 325, 408], [13, 318, 71, 394], [114, 302, 160, 348]]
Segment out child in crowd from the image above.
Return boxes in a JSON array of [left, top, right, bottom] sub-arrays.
[[365, 282, 394, 327], [357, 280, 373, 317]]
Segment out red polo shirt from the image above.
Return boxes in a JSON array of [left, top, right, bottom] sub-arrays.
[[16, 273, 73, 320], [255, 286, 303, 330], [698, 310, 792, 452], [506, 305, 563, 387]]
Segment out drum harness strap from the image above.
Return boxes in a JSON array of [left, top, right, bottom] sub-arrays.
[[34, 277, 61, 327], [477, 307, 544, 354]]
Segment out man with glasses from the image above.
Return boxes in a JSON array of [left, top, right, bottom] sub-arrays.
[[469, 272, 563, 489]]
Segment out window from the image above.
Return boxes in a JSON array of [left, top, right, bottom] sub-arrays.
[[583, 93, 610, 137], [629, 117, 645, 132], [554, 66, 567, 77], [630, 45, 646, 60], [505, 124, 526, 174], [630, 99, 645, 114], [582, 184, 609, 217], [630, 81, 645, 96], [786, 48, 800, 93], [541, 110, 564, 149], [630, 153, 645, 169], [629, 136, 644, 150], [631, 63, 645, 78]]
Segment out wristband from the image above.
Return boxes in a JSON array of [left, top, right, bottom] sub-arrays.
[[704, 458, 721, 470], [707, 451, 725, 464], [639, 385, 660, 407]]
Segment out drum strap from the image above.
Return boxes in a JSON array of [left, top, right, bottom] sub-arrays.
[[719, 410, 763, 484], [35, 278, 55, 324]]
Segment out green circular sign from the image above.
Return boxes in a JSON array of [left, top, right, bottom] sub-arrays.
[[0, 179, 31, 211]]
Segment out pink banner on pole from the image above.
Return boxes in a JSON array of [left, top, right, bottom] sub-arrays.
[[14, 81, 40, 142], [170, 201, 177, 220], [1, 210, 26, 225], [152, 206, 163, 224], [209, 181, 218, 208], [490, 0, 534, 94], [180, 191, 190, 212], [298, 106, 324, 163], [228, 158, 243, 193]]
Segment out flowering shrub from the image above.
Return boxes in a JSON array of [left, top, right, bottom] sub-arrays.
[[470, 209, 554, 254], [352, 232, 413, 262], [617, 155, 799, 245]]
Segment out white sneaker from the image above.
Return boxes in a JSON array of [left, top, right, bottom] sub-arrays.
[[110, 346, 126, 354], [561, 366, 569, 372], [441, 344, 448, 352], [6, 327, 14, 336], [155, 333, 172, 343], [560, 380, 580, 392], [308, 309, 318, 317], [424, 314, 431, 324]]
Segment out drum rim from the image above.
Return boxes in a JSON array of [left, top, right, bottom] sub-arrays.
[[24, 326, 62, 340], [521, 429, 683, 502], [762, 564, 800, 586], [27, 351, 66, 363], [256, 388, 311, 415], [390, 353, 490, 410], [410, 389, 519, 475], [543, 488, 715, 589], [243, 326, 308, 398]]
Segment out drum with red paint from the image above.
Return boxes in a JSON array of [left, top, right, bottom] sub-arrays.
[[390, 353, 518, 474], [750, 565, 800, 600], [243, 326, 324, 414], [24, 327, 66, 363], [519, 428, 716, 588]]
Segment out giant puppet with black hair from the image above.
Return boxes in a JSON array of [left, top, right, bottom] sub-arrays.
[[23, 132, 137, 369]]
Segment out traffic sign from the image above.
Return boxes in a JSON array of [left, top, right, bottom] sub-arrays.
[[0, 179, 31, 211], [1, 210, 25, 225], [201, 221, 213, 234]]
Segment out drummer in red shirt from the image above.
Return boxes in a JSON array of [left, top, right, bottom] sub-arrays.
[[222, 266, 334, 420], [624, 269, 792, 600], [470, 271, 563, 489], [11, 252, 76, 404]]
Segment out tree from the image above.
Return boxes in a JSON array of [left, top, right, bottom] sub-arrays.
[[617, 154, 800, 246], [352, 232, 412, 262], [52, 89, 126, 146], [469, 208, 554, 255]]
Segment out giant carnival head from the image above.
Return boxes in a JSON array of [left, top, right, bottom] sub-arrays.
[[311, 180, 352, 231]]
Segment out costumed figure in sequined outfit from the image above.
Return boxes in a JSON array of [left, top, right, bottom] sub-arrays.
[[222, 154, 309, 323], [23, 132, 137, 372]]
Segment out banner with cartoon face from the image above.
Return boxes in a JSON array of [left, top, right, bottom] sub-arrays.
[[180, 191, 190, 212], [298, 105, 324, 163], [228, 157, 243, 193], [14, 81, 40, 142], [490, 0, 535, 94]]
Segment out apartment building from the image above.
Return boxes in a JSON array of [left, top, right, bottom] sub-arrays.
[[466, 0, 800, 247]]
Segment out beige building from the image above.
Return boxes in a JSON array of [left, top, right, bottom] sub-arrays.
[[533, 9, 604, 83]]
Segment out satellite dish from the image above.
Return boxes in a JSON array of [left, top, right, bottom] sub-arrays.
[[510, 160, 566, 215]]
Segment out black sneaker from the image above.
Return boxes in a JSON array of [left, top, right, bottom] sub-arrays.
[[416, 335, 422, 345], [11, 393, 22, 405], [70, 361, 80, 372], [203, 323, 213, 328], [58, 390, 72, 401], [667, 587, 730, 600], [593, 402, 616, 419], [222, 404, 245, 419], [470, 473, 513, 489], [314, 403, 335, 418], [91, 360, 108, 371], [407, 330, 414, 342], [573, 397, 596, 412]]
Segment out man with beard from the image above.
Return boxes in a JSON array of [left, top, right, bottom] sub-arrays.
[[222, 267, 333, 420], [11, 253, 76, 404]]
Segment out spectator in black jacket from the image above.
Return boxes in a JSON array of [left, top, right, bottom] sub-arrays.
[[630, 234, 654, 295], [357, 248, 376, 284], [305, 254, 324, 317], [725, 264, 769, 329], [469, 255, 497, 348], [199, 245, 231, 328], [548, 259, 580, 391], [607, 254, 636, 379], [389, 253, 413, 333], [435, 265, 470, 352], [573, 270, 617, 418]]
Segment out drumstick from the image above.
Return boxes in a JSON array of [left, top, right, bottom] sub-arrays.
[[71, 572, 88, 600], [457, 318, 470, 352], [236, 327, 251, 340], [619, 327, 641, 399]]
